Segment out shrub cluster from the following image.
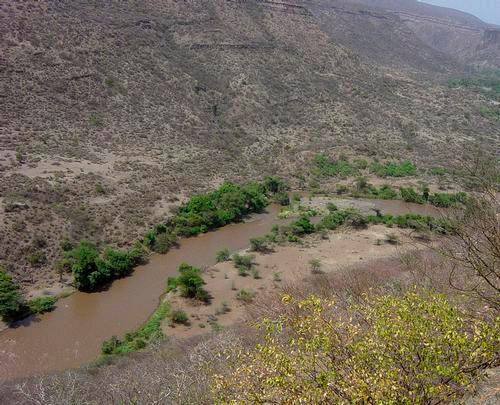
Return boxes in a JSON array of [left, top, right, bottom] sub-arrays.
[[143, 178, 285, 254], [352, 182, 398, 200], [63, 241, 142, 291], [365, 213, 453, 234], [28, 296, 57, 314], [0, 270, 25, 320], [313, 154, 358, 178], [213, 292, 499, 403], [168, 263, 208, 302], [232, 254, 254, 276], [370, 160, 416, 177], [0, 269, 58, 321], [65, 179, 285, 292], [428, 192, 467, 207], [279, 216, 315, 242], [316, 209, 452, 235], [400, 187, 467, 207], [448, 70, 500, 101]]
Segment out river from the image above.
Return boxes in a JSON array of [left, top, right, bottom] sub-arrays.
[[0, 199, 442, 381]]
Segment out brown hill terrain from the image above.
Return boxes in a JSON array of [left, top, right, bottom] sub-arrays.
[[338, 0, 500, 68], [0, 0, 499, 290]]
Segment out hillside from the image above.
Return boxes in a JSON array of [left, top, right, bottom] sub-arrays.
[[340, 0, 500, 68], [0, 0, 499, 290]]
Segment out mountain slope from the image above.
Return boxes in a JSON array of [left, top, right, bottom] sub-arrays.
[[339, 0, 500, 68], [0, 0, 498, 288]]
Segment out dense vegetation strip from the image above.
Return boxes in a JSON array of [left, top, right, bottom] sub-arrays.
[[264, 206, 453, 246], [101, 301, 169, 357], [101, 262, 209, 357], [312, 154, 417, 178], [336, 176, 467, 208], [58, 177, 287, 292], [448, 69, 500, 101]]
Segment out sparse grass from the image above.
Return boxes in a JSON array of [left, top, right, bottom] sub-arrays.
[[170, 309, 189, 325], [309, 259, 323, 274], [232, 253, 254, 276], [236, 289, 255, 304], [385, 233, 399, 245], [216, 248, 231, 263]]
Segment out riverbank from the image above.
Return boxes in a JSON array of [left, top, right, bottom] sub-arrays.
[[0, 205, 285, 381], [0, 194, 451, 381], [163, 224, 425, 339]]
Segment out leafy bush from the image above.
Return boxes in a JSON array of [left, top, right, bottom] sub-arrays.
[[448, 70, 500, 101], [354, 159, 368, 170], [309, 259, 323, 274], [326, 202, 338, 212], [317, 209, 353, 231], [313, 154, 358, 178], [175, 263, 207, 301], [67, 241, 102, 291], [428, 192, 467, 208], [102, 248, 132, 278], [287, 216, 315, 236], [335, 184, 349, 195], [213, 292, 499, 404], [28, 296, 57, 314], [372, 184, 398, 200], [127, 241, 147, 266], [263, 176, 289, 194], [140, 179, 282, 256], [170, 309, 189, 324], [60, 239, 74, 252], [153, 232, 177, 254], [367, 213, 453, 235], [66, 241, 135, 291], [354, 176, 369, 192], [232, 254, 254, 276], [274, 192, 290, 206], [101, 336, 121, 355], [249, 236, 269, 252], [0, 269, 25, 320], [215, 248, 231, 262], [370, 160, 416, 177], [174, 182, 268, 237], [399, 187, 425, 204]]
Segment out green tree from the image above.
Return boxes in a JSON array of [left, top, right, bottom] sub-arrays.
[[69, 241, 104, 291], [0, 269, 25, 320], [102, 248, 132, 278], [177, 263, 205, 299]]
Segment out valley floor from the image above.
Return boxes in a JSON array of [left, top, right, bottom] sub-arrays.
[[163, 222, 424, 339]]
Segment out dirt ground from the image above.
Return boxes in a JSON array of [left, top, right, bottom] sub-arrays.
[[162, 224, 424, 338]]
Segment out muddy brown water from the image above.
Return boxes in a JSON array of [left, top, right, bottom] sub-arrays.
[[0, 199, 443, 381]]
